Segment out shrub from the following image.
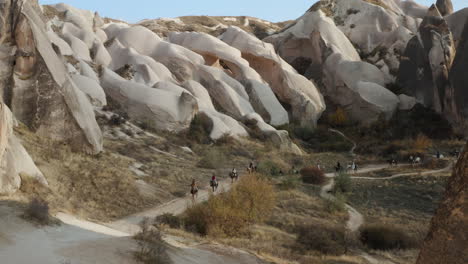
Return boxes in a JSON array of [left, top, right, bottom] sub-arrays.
[[359, 224, 417, 250], [188, 113, 213, 144], [215, 134, 235, 145], [325, 192, 347, 213], [279, 178, 299, 190], [300, 167, 327, 185], [155, 213, 183, 229], [296, 225, 347, 255], [23, 198, 52, 226], [412, 133, 433, 153], [257, 160, 284, 176], [197, 149, 227, 169], [334, 172, 352, 193], [328, 107, 348, 127], [133, 219, 172, 264], [244, 118, 267, 140], [184, 174, 276, 237]]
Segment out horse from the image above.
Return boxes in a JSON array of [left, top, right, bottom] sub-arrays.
[[412, 157, 421, 166], [190, 187, 198, 201], [210, 179, 219, 192], [229, 171, 239, 183], [388, 159, 398, 167]]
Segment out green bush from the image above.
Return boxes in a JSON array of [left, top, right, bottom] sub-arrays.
[[325, 192, 347, 213], [188, 113, 213, 144], [334, 172, 352, 193], [296, 225, 347, 255], [258, 160, 283, 176], [155, 213, 183, 229], [293, 126, 353, 152], [359, 224, 417, 250], [278, 178, 299, 190], [300, 167, 327, 185]]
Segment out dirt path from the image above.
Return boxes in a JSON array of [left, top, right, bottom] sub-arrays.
[[107, 178, 234, 235], [322, 165, 388, 232], [329, 128, 357, 156]]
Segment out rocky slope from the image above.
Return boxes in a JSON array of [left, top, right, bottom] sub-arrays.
[[0, 0, 466, 197], [417, 143, 468, 264]]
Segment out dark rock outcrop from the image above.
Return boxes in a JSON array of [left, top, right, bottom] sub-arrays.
[[450, 18, 468, 120], [397, 5, 458, 122], [417, 142, 468, 264]]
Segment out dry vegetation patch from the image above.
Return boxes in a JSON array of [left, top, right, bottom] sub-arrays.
[[184, 174, 276, 237]]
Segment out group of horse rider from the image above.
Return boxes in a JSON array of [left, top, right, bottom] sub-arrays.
[[333, 161, 358, 173], [189, 161, 258, 200]]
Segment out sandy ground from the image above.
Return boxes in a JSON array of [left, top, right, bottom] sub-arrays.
[[0, 205, 137, 264], [0, 176, 264, 264]]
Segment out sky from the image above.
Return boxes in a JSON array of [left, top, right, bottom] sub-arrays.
[[39, 0, 468, 23]]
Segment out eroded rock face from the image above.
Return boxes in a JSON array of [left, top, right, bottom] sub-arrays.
[[222, 26, 326, 128], [263, 7, 401, 124], [450, 17, 468, 120], [436, 0, 454, 16], [101, 68, 198, 132], [168, 31, 289, 126], [0, 103, 47, 195], [398, 5, 458, 122], [0, 0, 103, 154], [417, 142, 468, 264]]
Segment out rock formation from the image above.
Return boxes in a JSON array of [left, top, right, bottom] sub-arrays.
[[416, 142, 468, 264], [436, 0, 454, 16], [221, 26, 326, 127], [264, 6, 399, 124], [0, 0, 103, 154], [450, 16, 468, 120], [0, 103, 47, 194], [398, 4, 459, 122]]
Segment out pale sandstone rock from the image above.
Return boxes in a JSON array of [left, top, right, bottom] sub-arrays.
[[222, 26, 326, 127], [168, 31, 289, 126], [100, 68, 197, 132], [71, 74, 107, 107]]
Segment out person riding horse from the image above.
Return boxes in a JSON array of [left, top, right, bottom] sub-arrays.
[[247, 161, 255, 174], [190, 179, 198, 201], [388, 158, 398, 167], [335, 162, 342, 172], [210, 173, 219, 192], [230, 168, 239, 183]]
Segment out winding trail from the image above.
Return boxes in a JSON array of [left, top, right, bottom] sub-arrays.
[[321, 129, 453, 263], [107, 179, 234, 235], [329, 128, 357, 156]]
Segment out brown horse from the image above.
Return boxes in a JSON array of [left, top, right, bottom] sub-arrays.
[[190, 179, 198, 201]]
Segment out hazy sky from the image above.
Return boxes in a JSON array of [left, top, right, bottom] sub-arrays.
[[39, 0, 468, 23]]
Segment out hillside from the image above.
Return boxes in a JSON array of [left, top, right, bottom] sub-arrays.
[[0, 0, 467, 263]]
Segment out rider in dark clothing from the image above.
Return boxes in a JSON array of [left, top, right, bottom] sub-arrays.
[[335, 162, 342, 172]]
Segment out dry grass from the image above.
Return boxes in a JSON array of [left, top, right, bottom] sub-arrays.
[[184, 174, 276, 237], [15, 125, 156, 221]]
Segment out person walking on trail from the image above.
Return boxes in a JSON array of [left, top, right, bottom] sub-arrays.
[[190, 179, 198, 201]]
